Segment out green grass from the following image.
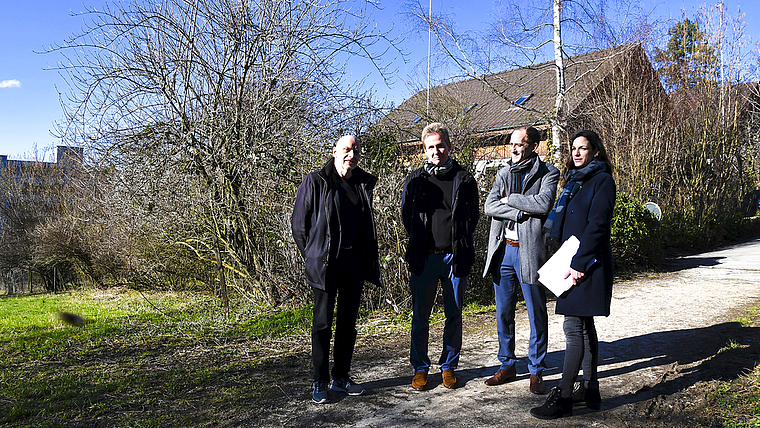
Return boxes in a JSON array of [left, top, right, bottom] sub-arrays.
[[0, 287, 498, 426], [3, 288, 758, 427], [704, 364, 760, 428], [734, 304, 760, 328], [0, 288, 222, 362], [718, 339, 750, 354], [0, 288, 313, 427], [464, 301, 497, 315], [700, 303, 760, 428], [227, 304, 313, 338]]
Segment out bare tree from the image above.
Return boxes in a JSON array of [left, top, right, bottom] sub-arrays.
[[404, 0, 658, 156], [570, 45, 672, 204], [668, 5, 760, 232], [49, 0, 398, 304], [628, 5, 760, 245]]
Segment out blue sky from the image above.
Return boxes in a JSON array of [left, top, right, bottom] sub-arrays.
[[1, 0, 758, 161]]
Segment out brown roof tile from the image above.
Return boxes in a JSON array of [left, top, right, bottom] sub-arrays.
[[381, 43, 646, 142]]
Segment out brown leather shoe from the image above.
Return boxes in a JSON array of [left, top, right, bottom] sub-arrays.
[[530, 374, 546, 394], [412, 370, 427, 391], [484, 366, 517, 386], [442, 369, 457, 389]]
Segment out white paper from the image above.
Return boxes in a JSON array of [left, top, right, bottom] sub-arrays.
[[537, 235, 580, 297]]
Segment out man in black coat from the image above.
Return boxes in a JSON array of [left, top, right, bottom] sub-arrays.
[[292, 135, 381, 404], [401, 123, 479, 391]]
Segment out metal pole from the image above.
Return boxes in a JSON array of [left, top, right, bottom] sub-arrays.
[[427, 0, 432, 117], [719, 1, 725, 127]]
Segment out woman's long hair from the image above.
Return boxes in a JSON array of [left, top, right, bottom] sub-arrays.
[[561, 130, 614, 185]]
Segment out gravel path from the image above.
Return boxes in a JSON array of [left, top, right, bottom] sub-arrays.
[[238, 237, 760, 427]]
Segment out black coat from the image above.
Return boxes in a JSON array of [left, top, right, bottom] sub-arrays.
[[291, 159, 381, 291], [555, 170, 616, 317], [401, 160, 479, 277]]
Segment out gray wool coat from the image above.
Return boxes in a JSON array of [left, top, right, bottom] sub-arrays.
[[482, 158, 559, 284]]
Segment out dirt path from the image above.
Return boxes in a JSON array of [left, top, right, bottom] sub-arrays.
[[225, 237, 760, 427]]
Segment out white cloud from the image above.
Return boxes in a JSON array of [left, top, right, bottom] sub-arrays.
[[0, 80, 21, 88]]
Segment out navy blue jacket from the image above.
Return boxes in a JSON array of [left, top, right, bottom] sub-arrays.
[[555, 170, 616, 317], [291, 159, 381, 291], [401, 160, 479, 277]]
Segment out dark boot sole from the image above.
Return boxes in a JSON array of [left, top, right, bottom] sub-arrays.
[[529, 409, 572, 420]]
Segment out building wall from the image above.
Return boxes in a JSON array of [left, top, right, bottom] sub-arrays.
[[0, 146, 83, 172]]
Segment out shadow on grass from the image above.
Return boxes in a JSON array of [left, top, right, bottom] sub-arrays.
[[0, 334, 312, 427], [597, 322, 760, 410]]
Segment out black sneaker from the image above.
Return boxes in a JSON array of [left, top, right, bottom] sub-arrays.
[[530, 386, 573, 419], [331, 377, 366, 396], [312, 381, 330, 404]]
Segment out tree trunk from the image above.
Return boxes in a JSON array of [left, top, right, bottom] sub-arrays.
[[216, 245, 229, 319], [551, 0, 566, 164]]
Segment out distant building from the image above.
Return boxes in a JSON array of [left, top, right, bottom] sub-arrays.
[[377, 43, 664, 175], [0, 145, 83, 227], [0, 146, 83, 294], [0, 145, 83, 172]]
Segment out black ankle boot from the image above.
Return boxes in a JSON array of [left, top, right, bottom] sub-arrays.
[[572, 380, 602, 410], [530, 386, 573, 419], [571, 380, 586, 403], [584, 385, 601, 410]]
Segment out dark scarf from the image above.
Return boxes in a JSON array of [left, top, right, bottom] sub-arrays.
[[423, 158, 454, 177], [504, 154, 538, 230], [326, 158, 343, 187], [544, 160, 607, 244], [326, 158, 361, 204]]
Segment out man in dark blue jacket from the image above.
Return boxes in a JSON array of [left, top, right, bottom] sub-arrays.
[[401, 123, 479, 391], [292, 135, 381, 404]]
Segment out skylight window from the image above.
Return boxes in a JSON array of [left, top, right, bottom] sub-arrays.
[[411, 116, 422, 123], [464, 103, 478, 113], [514, 94, 532, 105]]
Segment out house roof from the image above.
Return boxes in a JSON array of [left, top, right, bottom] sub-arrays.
[[381, 43, 648, 143]]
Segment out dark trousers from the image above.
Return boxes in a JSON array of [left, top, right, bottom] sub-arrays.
[[312, 250, 364, 382], [409, 252, 466, 372], [559, 315, 599, 394]]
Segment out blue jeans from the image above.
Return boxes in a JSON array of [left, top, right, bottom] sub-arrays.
[[492, 244, 548, 375], [409, 252, 466, 372]]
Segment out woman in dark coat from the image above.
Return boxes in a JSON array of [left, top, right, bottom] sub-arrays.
[[531, 130, 616, 419]]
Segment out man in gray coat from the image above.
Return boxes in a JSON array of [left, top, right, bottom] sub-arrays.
[[482, 126, 559, 394]]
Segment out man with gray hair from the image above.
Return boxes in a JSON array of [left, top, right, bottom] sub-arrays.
[[292, 135, 382, 404], [482, 126, 559, 394], [401, 123, 479, 391]]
